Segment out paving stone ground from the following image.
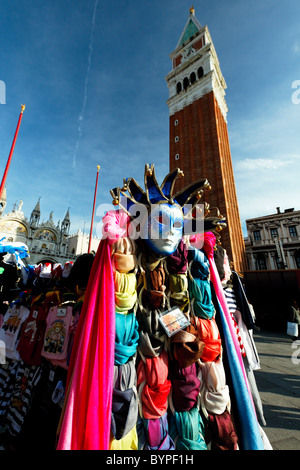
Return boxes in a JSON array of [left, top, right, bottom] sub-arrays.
[[253, 329, 300, 450]]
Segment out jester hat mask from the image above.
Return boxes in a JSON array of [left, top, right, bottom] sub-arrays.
[[110, 164, 226, 256]]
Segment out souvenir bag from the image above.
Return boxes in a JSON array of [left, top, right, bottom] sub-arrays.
[[287, 321, 298, 337]]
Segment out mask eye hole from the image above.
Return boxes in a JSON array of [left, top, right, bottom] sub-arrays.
[[173, 220, 183, 229], [154, 215, 168, 226]]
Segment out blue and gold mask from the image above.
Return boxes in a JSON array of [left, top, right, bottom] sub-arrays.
[[143, 203, 184, 255], [110, 164, 226, 254]]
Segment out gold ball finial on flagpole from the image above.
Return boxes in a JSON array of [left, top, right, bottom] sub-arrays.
[[21, 105, 25, 113]]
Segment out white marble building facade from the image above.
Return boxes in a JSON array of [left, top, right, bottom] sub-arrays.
[[0, 191, 99, 265]]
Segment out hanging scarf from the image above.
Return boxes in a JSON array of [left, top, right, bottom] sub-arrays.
[[111, 235, 136, 273], [189, 277, 215, 319], [170, 406, 207, 450], [139, 412, 175, 450], [170, 362, 201, 412], [169, 273, 188, 292], [114, 271, 137, 313], [138, 329, 165, 357], [166, 239, 188, 274], [110, 426, 138, 450], [137, 290, 166, 357], [114, 312, 139, 365], [142, 263, 166, 309], [113, 252, 135, 273], [207, 410, 238, 451], [168, 273, 189, 312], [137, 350, 171, 419], [195, 317, 222, 363], [115, 270, 137, 292], [199, 359, 230, 415], [57, 210, 130, 450], [171, 326, 205, 369], [57, 238, 115, 450], [188, 247, 214, 319], [111, 361, 138, 440]]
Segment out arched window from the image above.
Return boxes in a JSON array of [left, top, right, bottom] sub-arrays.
[[190, 72, 196, 84], [183, 77, 189, 90], [197, 67, 204, 79], [176, 82, 182, 94]]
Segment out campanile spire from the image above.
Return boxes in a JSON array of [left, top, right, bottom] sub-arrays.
[[166, 9, 247, 272]]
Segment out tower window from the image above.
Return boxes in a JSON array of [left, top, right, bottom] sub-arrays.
[[197, 67, 204, 79], [174, 119, 179, 126], [190, 72, 196, 84], [175, 136, 179, 142], [176, 82, 182, 94], [175, 154, 180, 160], [183, 77, 189, 90]]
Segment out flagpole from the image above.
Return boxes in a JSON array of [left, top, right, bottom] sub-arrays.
[[88, 165, 100, 253], [0, 105, 25, 200]]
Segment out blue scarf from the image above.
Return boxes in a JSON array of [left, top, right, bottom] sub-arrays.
[[115, 312, 139, 365], [189, 248, 214, 319], [189, 277, 215, 319]]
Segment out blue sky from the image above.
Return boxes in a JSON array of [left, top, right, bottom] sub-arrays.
[[0, 0, 299, 238]]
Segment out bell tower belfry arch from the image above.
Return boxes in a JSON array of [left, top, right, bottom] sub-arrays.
[[166, 8, 247, 272]]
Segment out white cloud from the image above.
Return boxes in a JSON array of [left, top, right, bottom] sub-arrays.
[[235, 157, 293, 172], [228, 92, 300, 236], [233, 153, 300, 235], [72, 0, 99, 170]]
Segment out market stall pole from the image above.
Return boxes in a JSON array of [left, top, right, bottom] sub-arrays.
[[0, 104, 26, 200], [88, 164, 100, 253]]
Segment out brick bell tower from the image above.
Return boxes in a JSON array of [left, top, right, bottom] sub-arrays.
[[166, 7, 247, 273]]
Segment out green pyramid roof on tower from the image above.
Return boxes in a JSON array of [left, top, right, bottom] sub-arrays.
[[178, 7, 202, 47]]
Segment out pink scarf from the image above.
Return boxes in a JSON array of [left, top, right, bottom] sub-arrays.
[[57, 238, 115, 450]]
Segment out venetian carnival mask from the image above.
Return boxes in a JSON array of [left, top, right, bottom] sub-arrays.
[[110, 164, 226, 255], [142, 203, 184, 255]]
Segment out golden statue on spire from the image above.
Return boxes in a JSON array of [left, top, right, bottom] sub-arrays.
[[190, 5, 195, 15]]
